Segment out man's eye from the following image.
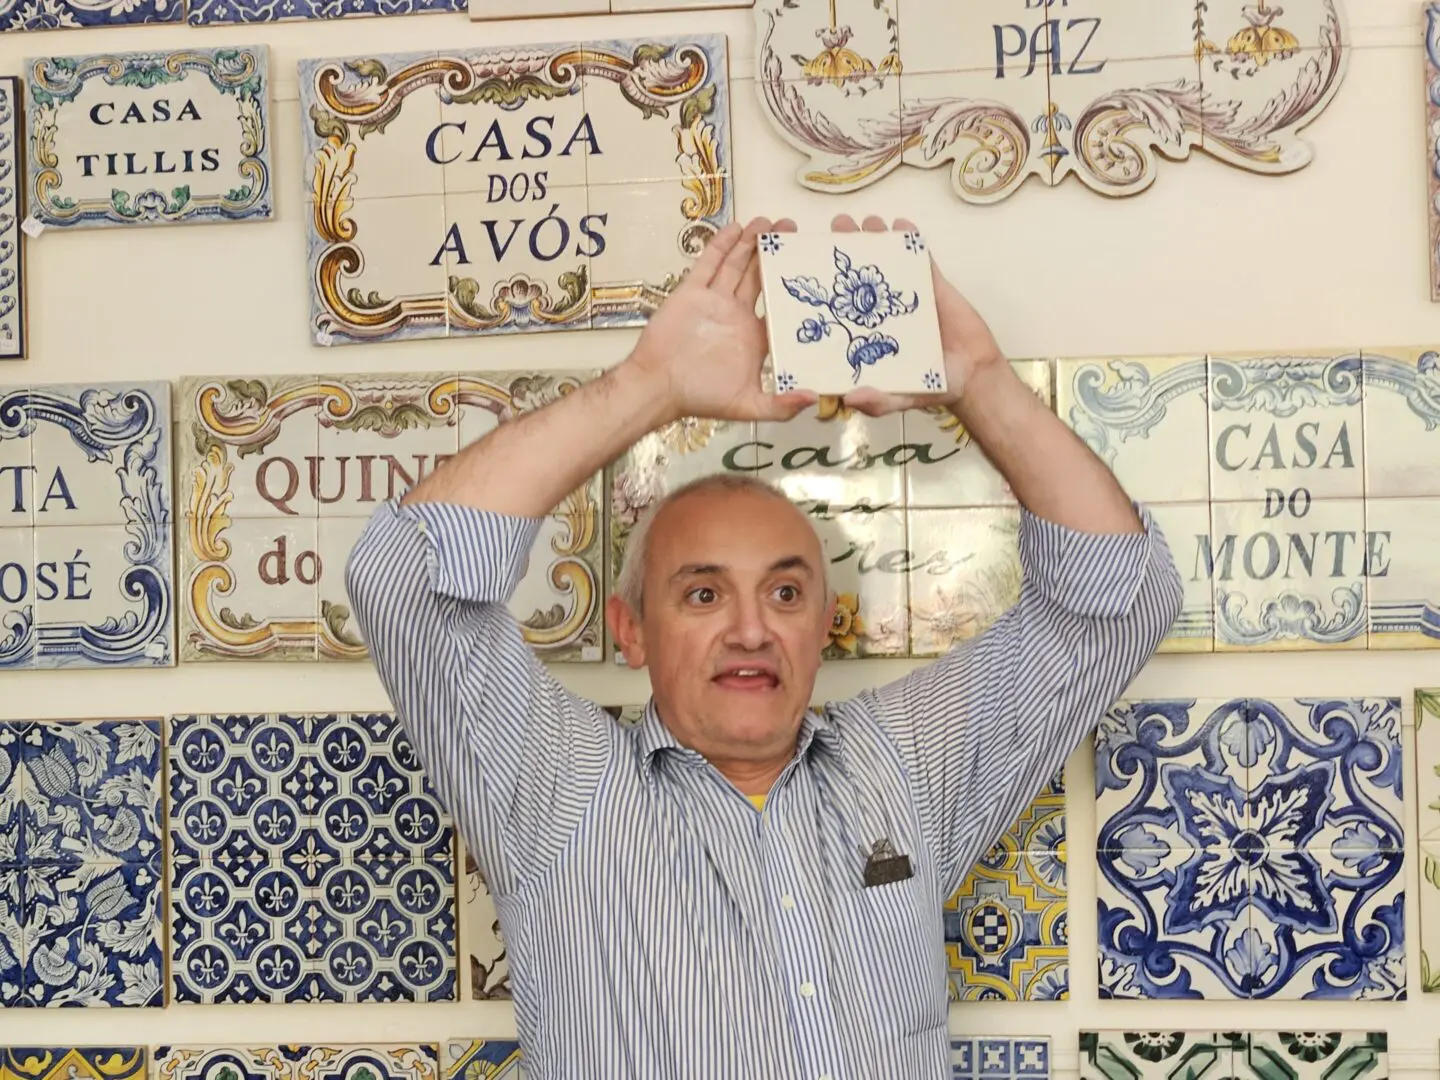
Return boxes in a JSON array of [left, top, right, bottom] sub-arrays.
[[691, 587, 717, 604], [776, 585, 799, 602]]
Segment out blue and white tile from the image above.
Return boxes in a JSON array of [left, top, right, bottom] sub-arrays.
[[190, 0, 460, 24], [0, 528, 34, 670], [18, 859, 163, 1007], [18, 719, 161, 865], [1210, 498, 1368, 652], [1365, 498, 1440, 649], [951, 1037, 1050, 1080], [0, 78, 24, 360], [1231, 1033, 1388, 1080], [0, 382, 33, 528], [1078, 1033, 1238, 1080], [0, 721, 22, 861], [444, 1040, 523, 1080], [1147, 503, 1214, 652], [0, 0, 179, 30], [905, 361, 1050, 509], [1057, 355, 1209, 505], [169, 856, 309, 1004], [1207, 351, 1364, 503], [304, 857, 458, 1002], [0, 860, 22, 1005], [1362, 347, 1440, 497]]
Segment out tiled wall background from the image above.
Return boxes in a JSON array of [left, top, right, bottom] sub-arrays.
[[5, 0, 1440, 1072]]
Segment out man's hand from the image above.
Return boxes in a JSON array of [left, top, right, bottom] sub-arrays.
[[627, 217, 819, 423], [831, 213, 1009, 419]]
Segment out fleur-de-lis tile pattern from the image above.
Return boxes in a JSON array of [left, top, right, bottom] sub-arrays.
[[1079, 1032, 1388, 1080], [1095, 697, 1405, 999], [945, 772, 1066, 1001], [0, 719, 165, 1008], [167, 712, 457, 1003]]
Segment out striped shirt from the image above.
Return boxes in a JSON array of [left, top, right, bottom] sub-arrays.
[[346, 498, 1183, 1080]]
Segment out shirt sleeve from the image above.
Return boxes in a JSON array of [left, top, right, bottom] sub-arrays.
[[854, 503, 1184, 896], [343, 499, 613, 896]]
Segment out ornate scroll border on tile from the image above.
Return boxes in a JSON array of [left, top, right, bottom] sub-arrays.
[[1429, 4, 1440, 301], [24, 46, 272, 229], [0, 78, 24, 359]]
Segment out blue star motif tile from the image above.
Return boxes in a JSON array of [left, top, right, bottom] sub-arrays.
[[951, 1037, 1050, 1080], [1096, 697, 1405, 1000]]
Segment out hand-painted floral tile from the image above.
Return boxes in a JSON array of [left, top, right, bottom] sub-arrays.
[[1057, 355, 1209, 505], [2, 1048, 147, 1080], [1231, 1033, 1388, 1080], [0, 79, 24, 360], [152, 1046, 441, 1080], [946, 772, 1066, 1001], [1209, 498, 1368, 651], [443, 1041, 522, 1080], [1362, 347, 1440, 497], [951, 1037, 1050, 1080], [459, 844, 510, 1000], [189, 0, 462, 25], [1079, 1033, 1237, 1080], [758, 229, 944, 395], [0, 862, 19, 1005], [16, 859, 164, 1006], [24, 47, 271, 229], [904, 360, 1050, 508], [756, 0, 1346, 201], [811, 505, 908, 658], [300, 35, 731, 345], [906, 508, 1021, 656], [1096, 697, 1405, 999]]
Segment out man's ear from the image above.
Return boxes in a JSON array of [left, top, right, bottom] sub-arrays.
[[605, 594, 648, 669]]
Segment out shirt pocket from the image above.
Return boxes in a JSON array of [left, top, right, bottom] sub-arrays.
[[840, 872, 948, 1038]]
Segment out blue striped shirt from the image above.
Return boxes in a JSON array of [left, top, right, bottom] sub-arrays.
[[346, 497, 1183, 1080]]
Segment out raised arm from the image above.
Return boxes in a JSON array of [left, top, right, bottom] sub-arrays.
[[346, 218, 815, 891], [836, 214, 1182, 893]]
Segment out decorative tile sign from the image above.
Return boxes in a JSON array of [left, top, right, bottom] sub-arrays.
[[755, 0, 1347, 202], [153, 1046, 440, 1080], [175, 371, 602, 663], [300, 34, 731, 347], [300, 35, 732, 346], [0, 381, 174, 671], [190, 0, 461, 25], [1414, 688, 1440, 990], [472, 0, 747, 19], [2, 1049, 148, 1080], [1095, 697, 1405, 999], [0, 79, 25, 359], [24, 46, 272, 230], [1079, 1032, 1388, 1080], [167, 712, 458, 1003], [1429, 5, 1440, 301], [945, 772, 1066, 1001], [1, 719, 165, 1008], [951, 1038, 1050, 1080]]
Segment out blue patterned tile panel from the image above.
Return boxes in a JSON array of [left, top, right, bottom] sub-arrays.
[[951, 1037, 1050, 1080], [0, 0, 179, 30], [16, 858, 163, 1006], [0, 860, 21, 1006], [1096, 698, 1406, 999], [187, 0, 461, 23], [443, 1039, 523, 1080], [3, 1048, 147, 1080], [153, 1045, 441, 1080]]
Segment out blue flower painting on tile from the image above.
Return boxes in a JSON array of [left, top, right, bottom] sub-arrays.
[[779, 240, 921, 383], [1095, 697, 1405, 1000], [187, 0, 460, 24]]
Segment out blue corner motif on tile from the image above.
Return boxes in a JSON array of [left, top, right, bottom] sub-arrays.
[[188, 0, 460, 23], [26, 47, 272, 229], [1096, 697, 1405, 1000], [951, 1037, 1051, 1080]]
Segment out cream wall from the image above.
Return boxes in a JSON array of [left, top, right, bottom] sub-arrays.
[[3, 0, 1439, 1071]]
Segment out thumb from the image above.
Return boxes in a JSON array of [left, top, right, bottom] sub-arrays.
[[754, 389, 818, 421]]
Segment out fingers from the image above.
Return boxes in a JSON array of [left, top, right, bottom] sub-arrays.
[[713, 217, 771, 297], [831, 214, 859, 232], [861, 215, 887, 232], [840, 388, 918, 417], [772, 217, 798, 234], [687, 221, 743, 290], [761, 390, 819, 420], [893, 217, 919, 233]]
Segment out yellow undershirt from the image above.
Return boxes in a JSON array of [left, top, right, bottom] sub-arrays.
[[747, 794, 767, 812]]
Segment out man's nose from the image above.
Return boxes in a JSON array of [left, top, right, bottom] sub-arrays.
[[723, 594, 773, 650]]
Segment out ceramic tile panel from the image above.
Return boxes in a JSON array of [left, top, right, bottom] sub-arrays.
[[459, 844, 510, 1000], [0, 79, 24, 360], [1417, 689, 1440, 842], [0, 527, 34, 667], [0, 381, 30, 529], [1057, 355, 1209, 504], [2, 1048, 148, 1080], [191, 0, 462, 25], [1078, 1033, 1238, 1080], [946, 772, 1066, 1000], [152, 1046, 441, 1080], [443, 1041, 523, 1080], [758, 228, 945, 396], [1096, 697, 1405, 999], [1362, 347, 1440, 497], [1431, 11, 1440, 302], [509, 512, 604, 664], [24, 47, 271, 229], [1147, 503, 1214, 651], [302, 35, 731, 345], [904, 361, 1050, 508], [316, 515, 369, 656], [1208, 497, 1367, 651], [1231, 1034, 1388, 1080], [1422, 834, 1440, 991], [756, 404, 904, 510], [0, 860, 19, 1005], [951, 1037, 1050, 1080], [906, 508, 1021, 656], [810, 505, 908, 658], [470, 0, 603, 17], [2, 0, 179, 28], [1365, 498, 1440, 649]]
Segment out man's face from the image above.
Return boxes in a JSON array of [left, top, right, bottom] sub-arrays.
[[607, 487, 833, 765]]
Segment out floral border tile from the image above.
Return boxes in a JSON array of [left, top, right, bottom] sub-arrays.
[[3, 1048, 148, 1080], [189, 0, 462, 24], [0, 79, 23, 359]]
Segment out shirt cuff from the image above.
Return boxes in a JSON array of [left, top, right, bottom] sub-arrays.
[[1017, 503, 1160, 618], [395, 499, 543, 604]]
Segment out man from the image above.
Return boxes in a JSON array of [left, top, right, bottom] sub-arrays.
[[346, 214, 1183, 1078]]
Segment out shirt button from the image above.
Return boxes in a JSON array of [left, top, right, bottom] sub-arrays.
[[781, 894, 796, 911], [799, 981, 816, 998]]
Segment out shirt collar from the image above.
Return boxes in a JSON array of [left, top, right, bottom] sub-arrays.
[[634, 700, 841, 776]]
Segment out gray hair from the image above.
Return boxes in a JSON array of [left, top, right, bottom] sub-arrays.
[[614, 473, 828, 613]]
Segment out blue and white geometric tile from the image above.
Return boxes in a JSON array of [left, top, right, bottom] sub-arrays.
[[1365, 498, 1440, 650], [189, 0, 460, 23], [1361, 347, 1440, 498], [951, 1037, 1050, 1080], [0, 78, 24, 360], [1079, 1033, 1238, 1080], [0, 0, 179, 30], [444, 1040, 523, 1080]]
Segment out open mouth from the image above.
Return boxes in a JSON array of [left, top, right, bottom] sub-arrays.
[[712, 666, 780, 691]]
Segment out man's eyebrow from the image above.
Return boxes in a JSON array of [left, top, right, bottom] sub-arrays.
[[669, 556, 815, 581], [769, 555, 815, 576], [672, 563, 724, 581]]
